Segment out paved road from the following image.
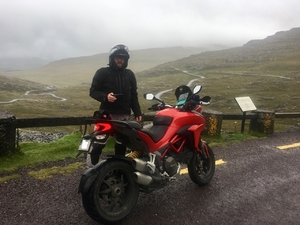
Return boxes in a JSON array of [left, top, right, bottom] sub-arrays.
[[1, 126, 299, 225], [121, 127, 300, 225]]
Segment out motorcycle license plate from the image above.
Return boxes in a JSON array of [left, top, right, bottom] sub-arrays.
[[78, 139, 91, 151]]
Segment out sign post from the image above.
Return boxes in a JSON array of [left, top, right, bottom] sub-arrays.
[[234, 97, 257, 133]]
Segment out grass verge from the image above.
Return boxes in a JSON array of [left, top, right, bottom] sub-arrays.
[[0, 131, 264, 182], [203, 132, 266, 147], [0, 132, 116, 175], [28, 162, 84, 180], [0, 132, 83, 174]]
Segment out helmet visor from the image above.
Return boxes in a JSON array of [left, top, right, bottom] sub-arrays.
[[109, 44, 130, 58]]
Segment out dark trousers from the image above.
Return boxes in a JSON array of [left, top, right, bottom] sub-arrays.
[[88, 114, 130, 165], [89, 136, 127, 165]]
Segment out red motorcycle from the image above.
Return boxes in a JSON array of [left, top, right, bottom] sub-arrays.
[[78, 85, 215, 224]]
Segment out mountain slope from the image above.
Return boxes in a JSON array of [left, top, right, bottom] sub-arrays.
[[151, 27, 300, 78], [4, 46, 223, 87], [2, 28, 300, 122], [135, 27, 300, 121]]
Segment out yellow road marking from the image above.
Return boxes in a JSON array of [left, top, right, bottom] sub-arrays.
[[216, 159, 226, 165], [277, 142, 300, 150], [180, 159, 226, 175], [180, 168, 188, 175]]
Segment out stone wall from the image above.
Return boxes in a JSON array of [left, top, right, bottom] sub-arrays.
[[0, 112, 16, 156]]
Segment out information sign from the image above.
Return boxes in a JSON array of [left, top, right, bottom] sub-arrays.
[[235, 97, 257, 112]]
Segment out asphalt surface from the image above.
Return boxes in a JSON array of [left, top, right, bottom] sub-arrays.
[[1, 125, 300, 225]]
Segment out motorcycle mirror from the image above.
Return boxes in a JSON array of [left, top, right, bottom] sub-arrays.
[[193, 85, 202, 94], [144, 93, 155, 100]]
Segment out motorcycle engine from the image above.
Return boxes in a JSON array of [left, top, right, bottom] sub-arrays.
[[164, 156, 179, 177]]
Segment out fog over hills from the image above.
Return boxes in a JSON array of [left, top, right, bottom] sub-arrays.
[[139, 27, 300, 79], [1, 27, 299, 127], [2, 27, 300, 89], [0, 57, 50, 71], [2, 45, 225, 87]]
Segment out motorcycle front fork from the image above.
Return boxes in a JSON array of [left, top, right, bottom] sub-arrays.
[[199, 141, 209, 158]]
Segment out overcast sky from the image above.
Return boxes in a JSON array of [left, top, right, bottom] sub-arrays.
[[1, 0, 299, 61]]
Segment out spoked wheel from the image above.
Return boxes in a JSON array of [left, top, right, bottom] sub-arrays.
[[82, 192, 103, 222], [188, 144, 215, 186], [82, 159, 139, 224]]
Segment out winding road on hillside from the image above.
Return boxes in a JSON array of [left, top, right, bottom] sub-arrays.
[[1, 66, 292, 105], [1, 67, 197, 104], [172, 66, 205, 79], [0, 87, 66, 104], [155, 66, 206, 99], [172, 66, 292, 80], [155, 78, 200, 99]]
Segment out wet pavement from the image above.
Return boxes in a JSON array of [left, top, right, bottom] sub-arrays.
[[121, 128, 300, 225], [1, 127, 300, 225]]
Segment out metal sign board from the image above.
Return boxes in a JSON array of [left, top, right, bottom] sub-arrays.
[[235, 97, 257, 112]]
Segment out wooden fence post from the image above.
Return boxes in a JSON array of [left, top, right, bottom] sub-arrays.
[[0, 111, 17, 156]]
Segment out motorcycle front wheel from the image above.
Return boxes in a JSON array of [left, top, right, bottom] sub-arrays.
[[82, 159, 139, 224], [188, 144, 215, 186]]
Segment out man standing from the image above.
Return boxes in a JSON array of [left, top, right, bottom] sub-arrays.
[[88, 44, 142, 165]]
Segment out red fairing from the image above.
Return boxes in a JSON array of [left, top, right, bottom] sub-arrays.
[[194, 105, 203, 113], [138, 108, 206, 152]]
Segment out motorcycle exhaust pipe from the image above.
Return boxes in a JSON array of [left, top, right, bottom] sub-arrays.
[[132, 158, 148, 173], [133, 172, 152, 186]]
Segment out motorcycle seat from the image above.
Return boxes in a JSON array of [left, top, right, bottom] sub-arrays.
[[141, 116, 173, 143], [126, 121, 143, 130]]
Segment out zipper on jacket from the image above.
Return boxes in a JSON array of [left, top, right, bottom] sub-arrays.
[[116, 72, 123, 94]]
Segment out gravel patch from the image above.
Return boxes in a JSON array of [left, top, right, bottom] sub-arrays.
[[17, 129, 67, 143]]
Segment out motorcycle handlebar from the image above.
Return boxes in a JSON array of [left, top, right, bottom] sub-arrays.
[[148, 103, 173, 111], [147, 95, 211, 112], [148, 101, 210, 112], [199, 101, 211, 106]]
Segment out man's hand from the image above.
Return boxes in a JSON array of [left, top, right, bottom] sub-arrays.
[[107, 92, 117, 102], [135, 116, 142, 123]]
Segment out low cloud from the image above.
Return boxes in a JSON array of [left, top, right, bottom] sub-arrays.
[[1, 0, 299, 61]]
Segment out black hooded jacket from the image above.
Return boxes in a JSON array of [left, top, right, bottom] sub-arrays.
[[89, 66, 142, 117]]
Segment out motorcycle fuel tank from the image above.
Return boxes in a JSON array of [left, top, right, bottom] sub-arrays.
[[156, 108, 206, 128]]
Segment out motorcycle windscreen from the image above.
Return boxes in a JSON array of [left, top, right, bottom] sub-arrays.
[[175, 93, 189, 106]]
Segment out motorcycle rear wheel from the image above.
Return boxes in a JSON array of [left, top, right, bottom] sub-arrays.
[[188, 144, 215, 186], [83, 159, 139, 224]]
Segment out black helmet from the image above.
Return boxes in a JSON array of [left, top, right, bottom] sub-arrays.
[[109, 44, 130, 69], [175, 85, 192, 100]]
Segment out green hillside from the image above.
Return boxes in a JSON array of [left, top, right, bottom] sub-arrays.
[[1, 28, 300, 132], [138, 27, 300, 114]]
